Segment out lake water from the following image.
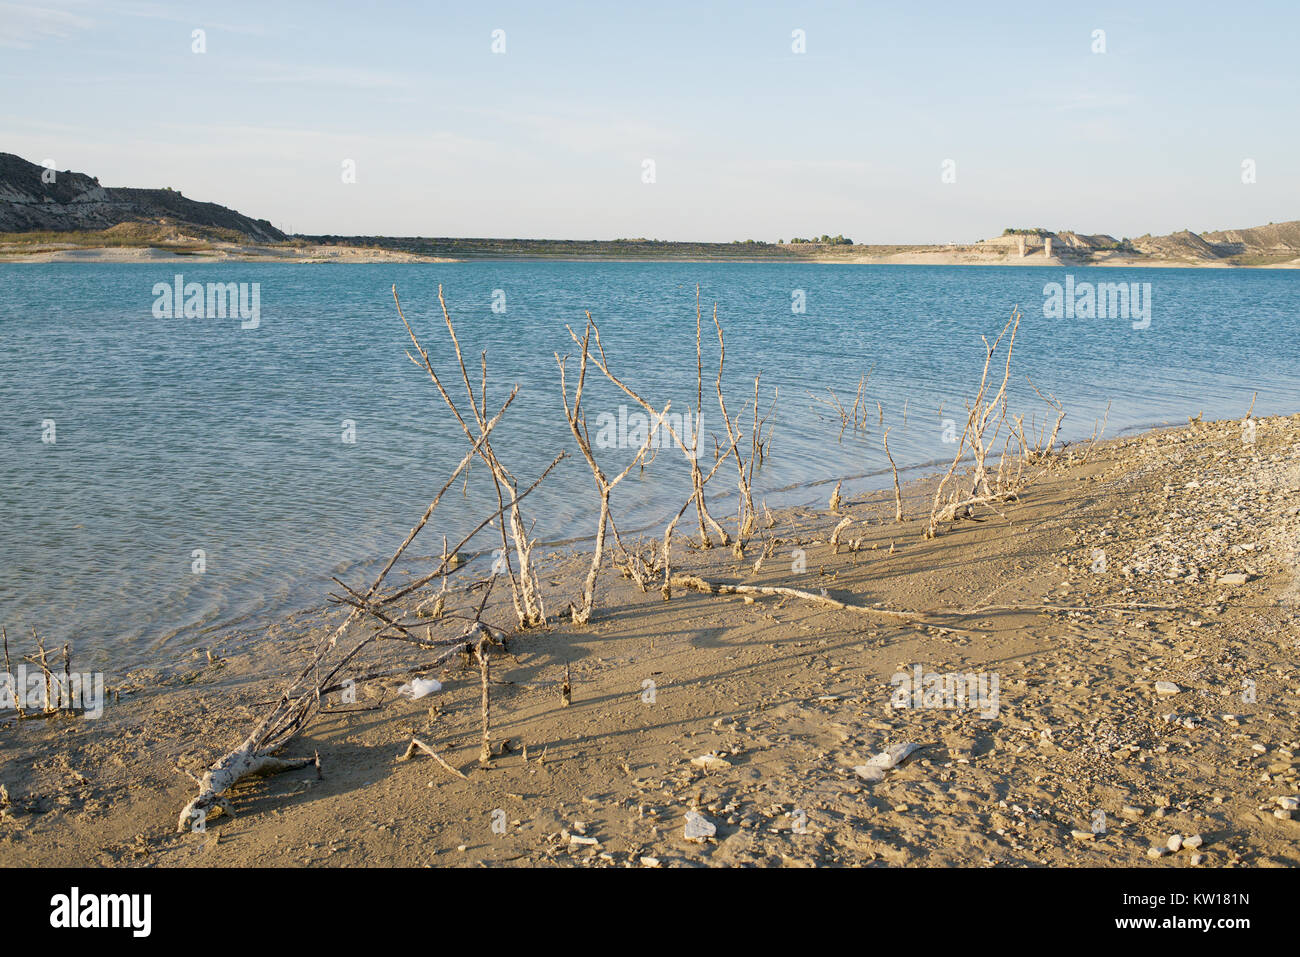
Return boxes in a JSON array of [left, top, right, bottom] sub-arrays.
[[2, 262, 1296, 672]]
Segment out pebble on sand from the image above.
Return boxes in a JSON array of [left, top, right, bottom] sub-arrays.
[[1154, 681, 1182, 696], [684, 810, 717, 843], [854, 742, 920, 783], [690, 754, 732, 771]]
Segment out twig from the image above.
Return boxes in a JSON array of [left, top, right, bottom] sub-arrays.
[[667, 575, 973, 635], [398, 736, 469, 780], [883, 428, 903, 523]]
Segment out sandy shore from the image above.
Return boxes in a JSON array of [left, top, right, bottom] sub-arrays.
[[3, 243, 1298, 267], [2, 413, 1297, 867], [0, 243, 452, 264]]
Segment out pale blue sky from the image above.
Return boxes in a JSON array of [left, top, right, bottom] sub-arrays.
[[3, 1, 1296, 241]]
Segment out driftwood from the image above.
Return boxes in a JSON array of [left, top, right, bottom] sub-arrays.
[[176, 298, 558, 831], [395, 285, 547, 628], [3, 628, 83, 719], [579, 301, 732, 548], [667, 575, 972, 635], [883, 428, 904, 523], [557, 318, 670, 623], [711, 303, 774, 543], [572, 311, 742, 595], [926, 309, 1027, 536], [170, 288, 1073, 834], [2, 628, 20, 719], [397, 736, 467, 780]]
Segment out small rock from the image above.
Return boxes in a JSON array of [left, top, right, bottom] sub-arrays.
[[1183, 834, 1204, 850], [1191, 853, 1206, 866], [1070, 829, 1096, 842], [1155, 681, 1181, 696], [866, 742, 921, 770], [854, 742, 920, 783], [690, 754, 732, 772], [1217, 573, 1250, 585], [1166, 834, 1183, 852], [684, 810, 716, 843]]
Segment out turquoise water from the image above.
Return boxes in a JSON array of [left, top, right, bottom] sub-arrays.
[[1, 262, 1296, 671]]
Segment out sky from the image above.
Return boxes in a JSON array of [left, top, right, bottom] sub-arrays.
[[2, 0, 1297, 242]]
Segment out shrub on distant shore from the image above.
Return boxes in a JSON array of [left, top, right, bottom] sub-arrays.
[[788, 234, 853, 245]]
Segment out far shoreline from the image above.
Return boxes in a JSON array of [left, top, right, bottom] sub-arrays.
[[3, 242, 1300, 268]]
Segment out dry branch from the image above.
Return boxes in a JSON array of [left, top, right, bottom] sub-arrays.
[[667, 574, 972, 635], [395, 284, 548, 628], [398, 736, 468, 780], [176, 321, 534, 831], [926, 308, 1024, 536], [557, 319, 670, 623], [883, 428, 904, 522], [579, 301, 732, 548]]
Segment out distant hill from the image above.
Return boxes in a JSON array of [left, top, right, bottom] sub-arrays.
[[1128, 223, 1300, 264], [1201, 221, 1300, 260], [0, 152, 285, 243], [1131, 228, 1222, 261], [992, 221, 1300, 265]]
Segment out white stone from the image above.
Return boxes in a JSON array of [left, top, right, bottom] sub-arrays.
[[690, 754, 732, 772], [684, 810, 716, 842], [865, 742, 920, 770]]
